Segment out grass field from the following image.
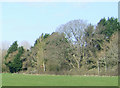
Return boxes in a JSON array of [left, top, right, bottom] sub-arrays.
[[2, 73, 118, 86]]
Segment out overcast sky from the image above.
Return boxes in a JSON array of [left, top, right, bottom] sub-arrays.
[[1, 2, 118, 47]]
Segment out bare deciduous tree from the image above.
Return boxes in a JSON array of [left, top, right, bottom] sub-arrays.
[[56, 19, 88, 69]]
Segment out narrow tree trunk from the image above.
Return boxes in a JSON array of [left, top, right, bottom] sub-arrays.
[[97, 61, 100, 75], [105, 61, 107, 73], [43, 61, 46, 72], [77, 61, 80, 69]]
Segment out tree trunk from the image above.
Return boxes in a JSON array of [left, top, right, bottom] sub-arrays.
[[43, 61, 46, 72], [77, 61, 80, 69], [97, 61, 100, 75], [105, 61, 107, 73]]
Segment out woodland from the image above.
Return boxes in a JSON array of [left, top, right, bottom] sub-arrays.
[[1, 17, 119, 76]]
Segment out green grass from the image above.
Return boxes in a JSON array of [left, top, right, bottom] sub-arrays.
[[2, 73, 118, 86], [0, 74, 2, 88]]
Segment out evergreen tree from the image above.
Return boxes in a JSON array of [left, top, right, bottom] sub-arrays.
[[7, 41, 18, 54], [43, 33, 50, 39], [98, 17, 119, 40], [5, 41, 18, 59], [5, 45, 24, 73]]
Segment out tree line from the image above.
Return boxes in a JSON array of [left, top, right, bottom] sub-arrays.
[[2, 17, 119, 76]]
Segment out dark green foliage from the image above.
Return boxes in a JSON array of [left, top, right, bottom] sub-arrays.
[[34, 33, 50, 46], [98, 17, 119, 40], [5, 46, 24, 73], [43, 33, 50, 39], [98, 17, 107, 26], [5, 41, 18, 59], [7, 41, 18, 54], [18, 46, 24, 55], [6, 55, 22, 73]]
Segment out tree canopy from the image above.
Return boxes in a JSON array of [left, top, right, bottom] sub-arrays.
[[3, 17, 119, 76]]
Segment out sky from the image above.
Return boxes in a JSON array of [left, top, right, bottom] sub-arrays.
[[1, 2, 118, 47]]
